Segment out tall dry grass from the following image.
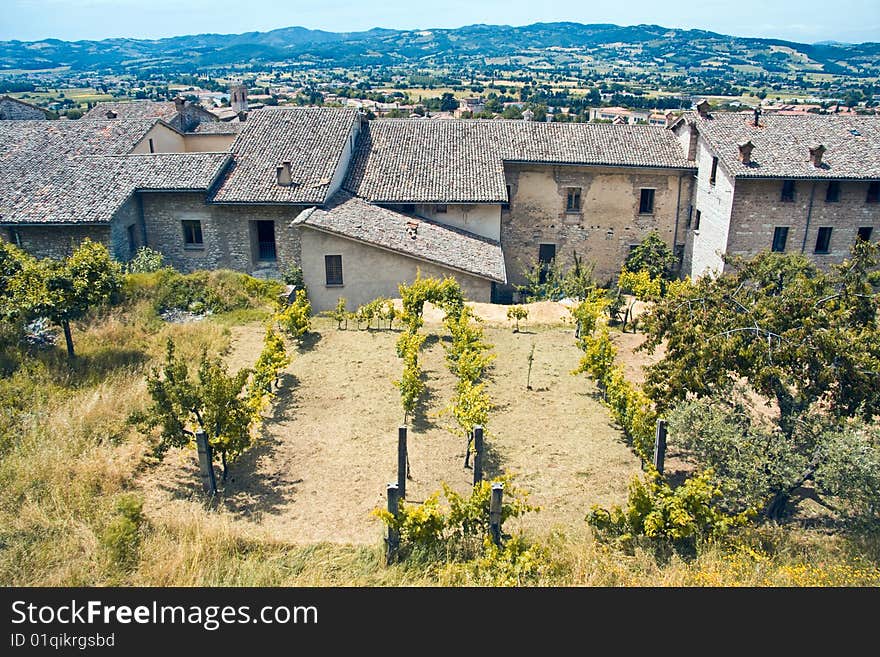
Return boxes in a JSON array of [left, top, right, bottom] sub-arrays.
[[0, 293, 878, 587]]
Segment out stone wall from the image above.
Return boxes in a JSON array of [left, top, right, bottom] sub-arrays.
[[139, 192, 303, 273], [726, 178, 880, 266], [684, 137, 736, 278], [0, 97, 46, 120], [299, 227, 492, 311], [4, 224, 111, 259], [501, 163, 692, 286]]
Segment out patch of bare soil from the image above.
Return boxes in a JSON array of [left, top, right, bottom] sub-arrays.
[[139, 315, 642, 545]]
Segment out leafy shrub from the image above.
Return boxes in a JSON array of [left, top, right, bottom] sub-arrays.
[[275, 289, 311, 339], [126, 247, 165, 274], [506, 305, 528, 332], [281, 262, 305, 290], [101, 493, 146, 571]]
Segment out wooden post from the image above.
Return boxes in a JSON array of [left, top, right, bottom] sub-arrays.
[[397, 426, 407, 499], [195, 430, 217, 496], [385, 483, 400, 565], [472, 425, 484, 486], [489, 482, 504, 546], [653, 419, 668, 475]]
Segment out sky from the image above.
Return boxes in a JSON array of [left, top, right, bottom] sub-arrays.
[[3, 0, 879, 44]]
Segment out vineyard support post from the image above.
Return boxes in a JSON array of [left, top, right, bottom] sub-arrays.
[[386, 483, 400, 564], [653, 419, 668, 475], [489, 482, 503, 546], [473, 425, 484, 486], [397, 426, 407, 499], [195, 430, 217, 496]]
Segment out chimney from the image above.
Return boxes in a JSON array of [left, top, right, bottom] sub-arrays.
[[276, 161, 292, 186], [809, 143, 826, 167], [237, 110, 248, 122], [174, 97, 185, 112], [696, 100, 711, 118], [753, 106, 761, 127], [105, 110, 117, 119], [665, 110, 676, 128], [737, 140, 754, 165], [405, 221, 418, 240]]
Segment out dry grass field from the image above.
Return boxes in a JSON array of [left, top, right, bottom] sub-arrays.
[[141, 304, 644, 545]]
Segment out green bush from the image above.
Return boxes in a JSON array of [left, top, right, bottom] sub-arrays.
[[126, 247, 165, 274], [101, 494, 146, 571]]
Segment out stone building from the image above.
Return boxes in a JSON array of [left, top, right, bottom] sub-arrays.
[[84, 98, 219, 133], [0, 96, 49, 120], [1, 105, 877, 311], [672, 108, 880, 277]]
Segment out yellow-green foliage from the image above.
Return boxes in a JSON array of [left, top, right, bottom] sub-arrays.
[[323, 297, 349, 330], [506, 305, 528, 331], [249, 327, 291, 414], [399, 271, 465, 330], [275, 289, 311, 339], [588, 467, 753, 545], [393, 330, 426, 422], [374, 477, 538, 560], [569, 289, 609, 337], [618, 267, 662, 302], [101, 494, 146, 572], [573, 328, 655, 460]]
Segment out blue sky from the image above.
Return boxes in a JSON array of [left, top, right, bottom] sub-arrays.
[[3, 0, 879, 43]]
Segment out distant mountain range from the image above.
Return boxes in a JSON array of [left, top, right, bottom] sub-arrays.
[[1, 22, 878, 76]]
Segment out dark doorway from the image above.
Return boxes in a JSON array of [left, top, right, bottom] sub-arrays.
[[256, 220, 276, 261], [538, 243, 556, 284]]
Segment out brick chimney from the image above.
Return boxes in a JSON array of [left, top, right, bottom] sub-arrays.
[[276, 161, 292, 186], [174, 97, 185, 112], [105, 110, 117, 119], [737, 139, 755, 165], [695, 100, 711, 118], [809, 143, 826, 167], [665, 110, 676, 128]]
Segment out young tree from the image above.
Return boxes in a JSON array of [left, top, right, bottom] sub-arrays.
[[624, 231, 677, 282], [142, 340, 255, 482], [23, 240, 122, 359], [617, 267, 662, 333], [276, 289, 311, 339], [506, 305, 528, 332], [642, 243, 880, 518]]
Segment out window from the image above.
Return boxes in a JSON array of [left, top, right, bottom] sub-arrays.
[[857, 226, 873, 242], [436, 204, 447, 214], [127, 224, 137, 256], [771, 227, 789, 253], [565, 188, 581, 213], [325, 254, 343, 286], [639, 188, 655, 214], [781, 180, 795, 202], [825, 181, 840, 203], [148, 138, 154, 154], [693, 210, 701, 231], [538, 243, 556, 284], [814, 227, 832, 254], [868, 182, 880, 203], [709, 157, 719, 185], [182, 220, 203, 247]]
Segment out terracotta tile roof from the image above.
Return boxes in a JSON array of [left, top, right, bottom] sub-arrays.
[[0, 118, 158, 158], [83, 100, 180, 122], [190, 121, 244, 134], [211, 107, 361, 204], [691, 111, 880, 179], [345, 119, 694, 203], [0, 152, 230, 225], [294, 192, 506, 283]]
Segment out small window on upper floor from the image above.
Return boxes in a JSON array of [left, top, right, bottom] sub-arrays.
[[867, 182, 880, 204], [639, 188, 655, 214], [565, 187, 581, 213], [709, 157, 719, 185], [693, 209, 701, 231], [826, 181, 840, 203], [182, 220, 203, 248], [781, 180, 795, 203], [814, 227, 832, 254], [857, 226, 873, 242], [436, 204, 447, 214], [771, 226, 789, 253]]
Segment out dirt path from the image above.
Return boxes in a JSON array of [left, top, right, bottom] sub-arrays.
[[139, 311, 643, 545]]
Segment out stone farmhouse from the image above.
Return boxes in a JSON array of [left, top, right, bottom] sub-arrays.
[[0, 101, 877, 310]]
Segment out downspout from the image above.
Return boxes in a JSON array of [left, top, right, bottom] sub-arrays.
[[799, 181, 817, 253]]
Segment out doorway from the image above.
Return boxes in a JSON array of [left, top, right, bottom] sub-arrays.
[[255, 220, 276, 262]]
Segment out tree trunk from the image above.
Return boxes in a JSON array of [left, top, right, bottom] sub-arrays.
[[464, 432, 473, 468], [221, 451, 228, 483], [62, 319, 75, 359]]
